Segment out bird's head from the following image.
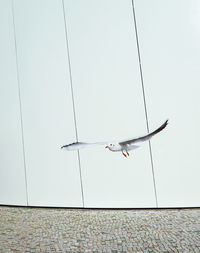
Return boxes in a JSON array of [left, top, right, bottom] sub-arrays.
[[105, 144, 112, 150], [105, 143, 119, 151]]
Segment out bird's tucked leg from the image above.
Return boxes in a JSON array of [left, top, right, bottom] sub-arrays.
[[122, 151, 127, 158], [126, 151, 130, 156]]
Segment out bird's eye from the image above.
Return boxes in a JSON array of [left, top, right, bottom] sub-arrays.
[[110, 144, 112, 146]]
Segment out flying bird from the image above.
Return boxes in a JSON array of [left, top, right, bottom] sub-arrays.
[[61, 120, 168, 158]]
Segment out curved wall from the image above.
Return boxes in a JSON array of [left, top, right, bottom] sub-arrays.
[[0, 0, 200, 208]]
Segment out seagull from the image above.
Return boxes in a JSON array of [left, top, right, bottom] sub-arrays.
[[61, 120, 168, 158]]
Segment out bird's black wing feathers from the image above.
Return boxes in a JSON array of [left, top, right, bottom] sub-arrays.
[[119, 120, 168, 146], [61, 142, 84, 149]]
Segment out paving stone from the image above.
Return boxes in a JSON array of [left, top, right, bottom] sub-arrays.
[[0, 207, 200, 252]]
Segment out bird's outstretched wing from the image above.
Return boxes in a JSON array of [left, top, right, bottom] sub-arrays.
[[61, 141, 108, 151], [119, 120, 168, 146]]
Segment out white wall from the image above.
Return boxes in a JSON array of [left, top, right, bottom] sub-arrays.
[[0, 0, 199, 208], [12, 0, 83, 207], [0, 0, 27, 205], [64, 0, 156, 208], [135, 0, 200, 207]]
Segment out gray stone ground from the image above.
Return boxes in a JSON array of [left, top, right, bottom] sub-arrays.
[[0, 206, 200, 252]]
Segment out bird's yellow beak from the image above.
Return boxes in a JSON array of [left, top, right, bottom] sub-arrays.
[[105, 146, 109, 149]]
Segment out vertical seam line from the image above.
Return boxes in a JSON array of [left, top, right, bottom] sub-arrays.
[[11, 0, 29, 206], [131, 0, 158, 207], [61, 0, 85, 208]]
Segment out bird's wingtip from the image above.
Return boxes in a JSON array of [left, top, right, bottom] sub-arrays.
[[163, 119, 169, 126]]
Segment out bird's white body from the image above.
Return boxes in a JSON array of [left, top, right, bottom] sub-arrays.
[[61, 120, 168, 158], [107, 143, 139, 152]]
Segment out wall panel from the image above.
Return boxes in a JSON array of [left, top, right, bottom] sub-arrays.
[[0, 0, 27, 205], [13, 0, 83, 207], [135, 0, 200, 207], [64, 0, 156, 207]]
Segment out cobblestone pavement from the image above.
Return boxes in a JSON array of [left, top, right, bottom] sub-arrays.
[[0, 206, 200, 252]]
